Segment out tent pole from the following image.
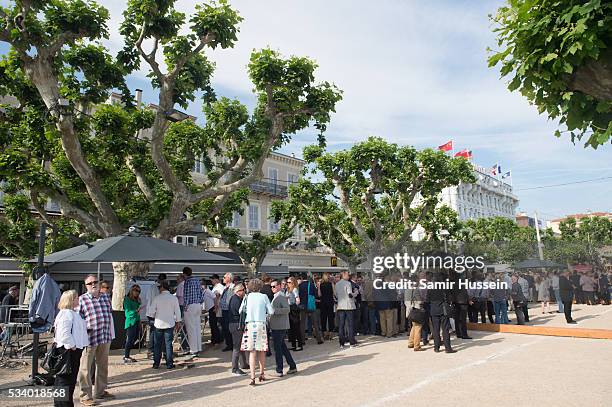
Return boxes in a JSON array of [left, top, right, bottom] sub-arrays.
[[97, 262, 101, 284]]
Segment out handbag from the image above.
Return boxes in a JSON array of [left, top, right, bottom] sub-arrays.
[[306, 281, 316, 311], [238, 295, 248, 332], [41, 343, 72, 376], [442, 292, 456, 317], [407, 290, 426, 324]]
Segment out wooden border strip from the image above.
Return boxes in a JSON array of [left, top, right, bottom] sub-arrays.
[[467, 322, 612, 339]]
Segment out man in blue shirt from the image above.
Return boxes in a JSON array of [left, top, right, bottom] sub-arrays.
[[182, 267, 203, 359]]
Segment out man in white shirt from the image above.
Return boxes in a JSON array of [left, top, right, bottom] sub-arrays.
[[210, 274, 224, 345], [147, 281, 181, 369], [551, 272, 563, 313]]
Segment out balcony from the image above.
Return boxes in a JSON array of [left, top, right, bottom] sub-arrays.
[[249, 180, 288, 198]]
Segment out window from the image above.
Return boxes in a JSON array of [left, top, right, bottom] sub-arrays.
[[227, 211, 240, 228], [193, 154, 206, 174], [248, 204, 260, 230], [287, 173, 299, 185], [268, 207, 280, 232], [268, 167, 278, 185]]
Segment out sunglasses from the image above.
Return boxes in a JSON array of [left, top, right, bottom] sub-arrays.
[[271, 285, 279, 288], [133, 289, 141, 293], [85, 281, 99, 286]]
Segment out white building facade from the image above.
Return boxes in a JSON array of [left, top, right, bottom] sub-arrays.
[[442, 164, 519, 221], [412, 163, 519, 241]]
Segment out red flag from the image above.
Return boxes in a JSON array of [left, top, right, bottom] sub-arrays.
[[454, 149, 472, 159], [438, 140, 453, 152]]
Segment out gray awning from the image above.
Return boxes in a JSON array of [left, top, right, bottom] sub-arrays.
[[27, 234, 232, 264]]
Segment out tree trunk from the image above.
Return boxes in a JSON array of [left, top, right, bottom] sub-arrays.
[[111, 262, 152, 310], [244, 262, 258, 279]]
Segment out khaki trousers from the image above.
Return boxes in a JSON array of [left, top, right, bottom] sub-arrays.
[[408, 322, 422, 350], [379, 309, 394, 337], [78, 342, 110, 400], [184, 303, 203, 353]]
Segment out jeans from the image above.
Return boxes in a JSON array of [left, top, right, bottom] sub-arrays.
[[124, 324, 140, 358], [554, 289, 564, 312], [367, 307, 378, 335], [147, 319, 156, 353], [153, 327, 174, 368], [337, 310, 357, 346], [271, 330, 296, 373], [494, 300, 509, 324]]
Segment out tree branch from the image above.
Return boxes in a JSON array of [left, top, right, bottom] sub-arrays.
[[332, 177, 373, 248], [168, 33, 216, 81], [567, 50, 612, 102], [32, 186, 106, 237], [125, 155, 155, 202], [384, 202, 433, 256], [23, 59, 121, 237]]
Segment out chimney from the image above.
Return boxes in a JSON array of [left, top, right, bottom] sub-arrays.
[[291, 152, 295, 158], [135, 89, 143, 108]]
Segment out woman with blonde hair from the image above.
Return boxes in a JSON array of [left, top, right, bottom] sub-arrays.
[[53, 290, 89, 407], [286, 277, 303, 351], [123, 285, 142, 363], [240, 278, 274, 385]]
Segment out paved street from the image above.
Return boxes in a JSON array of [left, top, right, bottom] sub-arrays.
[[1, 304, 611, 407]]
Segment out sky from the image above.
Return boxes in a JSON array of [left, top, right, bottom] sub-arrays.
[[3, 0, 611, 222]]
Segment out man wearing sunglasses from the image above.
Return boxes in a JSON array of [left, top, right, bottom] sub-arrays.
[[77, 275, 115, 405], [270, 280, 298, 377]]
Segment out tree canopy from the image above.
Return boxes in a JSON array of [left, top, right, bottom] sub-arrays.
[[489, 0, 612, 147], [282, 137, 475, 272], [0, 0, 341, 307]]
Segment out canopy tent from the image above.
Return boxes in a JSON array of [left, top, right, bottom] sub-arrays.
[[28, 233, 231, 264], [27, 232, 233, 283]]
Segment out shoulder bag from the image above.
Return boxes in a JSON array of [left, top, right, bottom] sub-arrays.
[[238, 295, 248, 332], [407, 290, 426, 325], [306, 281, 316, 311]]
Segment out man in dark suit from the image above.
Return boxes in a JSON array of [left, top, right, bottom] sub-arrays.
[[452, 277, 472, 339], [559, 270, 577, 324], [427, 273, 456, 353]]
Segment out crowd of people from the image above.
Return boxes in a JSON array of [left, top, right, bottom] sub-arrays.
[[43, 266, 611, 406]]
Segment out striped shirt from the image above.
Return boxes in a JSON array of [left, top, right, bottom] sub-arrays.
[[184, 276, 203, 306], [77, 292, 113, 346]]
